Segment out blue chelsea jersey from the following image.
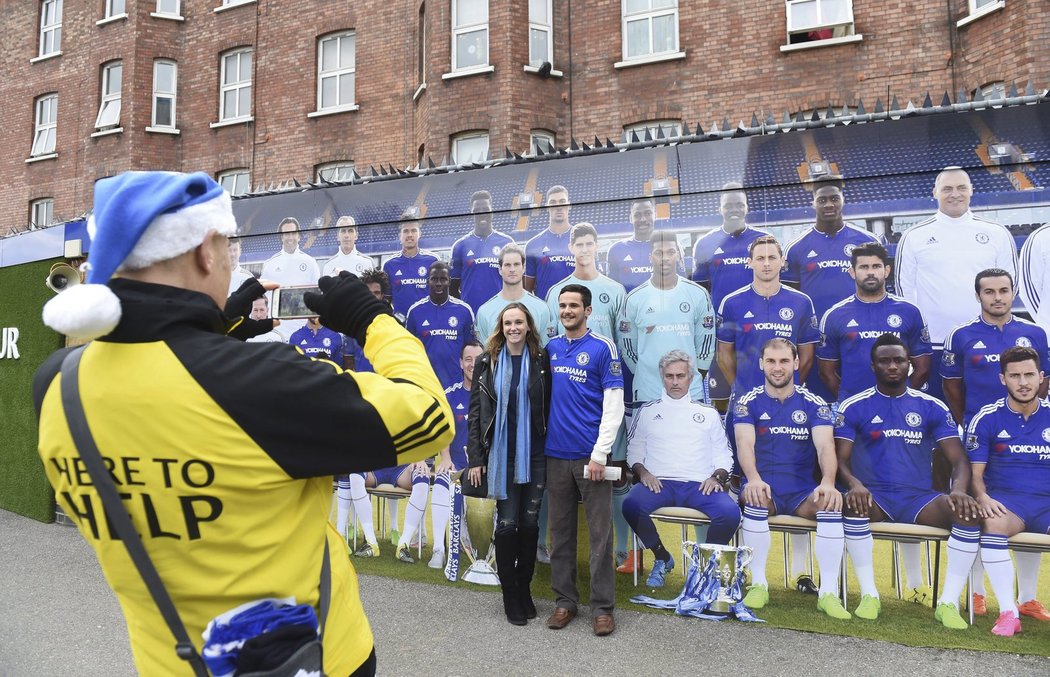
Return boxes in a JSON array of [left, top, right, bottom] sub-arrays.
[[943, 317, 1050, 424], [717, 285, 820, 395], [525, 228, 576, 300], [691, 227, 768, 311], [545, 331, 624, 459], [450, 230, 517, 313], [818, 294, 932, 401], [967, 398, 1050, 500], [383, 251, 439, 320], [444, 382, 472, 469], [404, 297, 476, 388], [606, 238, 686, 293], [835, 387, 959, 494], [734, 385, 833, 491], [288, 325, 345, 364], [344, 336, 373, 373], [783, 224, 879, 318]]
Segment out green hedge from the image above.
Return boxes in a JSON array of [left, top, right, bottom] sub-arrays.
[[0, 259, 64, 521]]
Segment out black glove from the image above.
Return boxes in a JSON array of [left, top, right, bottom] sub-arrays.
[[224, 277, 276, 341], [304, 271, 392, 346]]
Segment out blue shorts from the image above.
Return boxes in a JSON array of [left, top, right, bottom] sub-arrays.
[[870, 487, 941, 523], [991, 494, 1050, 535], [741, 479, 811, 516], [370, 464, 409, 487]]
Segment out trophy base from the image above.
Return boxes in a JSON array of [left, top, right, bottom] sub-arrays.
[[462, 561, 500, 586], [706, 600, 734, 615]]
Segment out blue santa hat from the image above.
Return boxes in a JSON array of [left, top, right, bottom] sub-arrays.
[[42, 171, 238, 339]]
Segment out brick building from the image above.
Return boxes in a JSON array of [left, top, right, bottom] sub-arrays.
[[1, 0, 1046, 235]]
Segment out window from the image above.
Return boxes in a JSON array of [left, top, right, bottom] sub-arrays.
[[32, 94, 58, 157], [220, 49, 252, 122], [30, 199, 54, 230], [529, 0, 552, 67], [417, 3, 426, 86], [622, 0, 678, 61], [971, 0, 1000, 9], [156, 0, 181, 15], [104, 0, 125, 18], [150, 60, 177, 129], [530, 130, 555, 155], [95, 61, 122, 129], [624, 119, 682, 141], [218, 169, 250, 196], [316, 162, 355, 182], [975, 82, 1006, 100], [785, 0, 855, 44], [317, 32, 356, 112], [452, 132, 489, 164], [222, 0, 253, 5], [39, 0, 62, 57], [452, 0, 488, 71]]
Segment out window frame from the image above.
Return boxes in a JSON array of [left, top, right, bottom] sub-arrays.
[[529, 130, 555, 156], [451, 0, 489, 72], [219, 48, 253, 123], [621, 0, 680, 63], [104, 0, 126, 19], [95, 61, 122, 130], [218, 169, 250, 196], [30, 198, 54, 230], [155, 0, 181, 16], [316, 32, 357, 113], [38, 0, 62, 58], [784, 0, 855, 39], [451, 131, 489, 165], [151, 59, 178, 130], [32, 93, 58, 157], [528, 0, 553, 67], [624, 119, 682, 141], [316, 162, 356, 183]]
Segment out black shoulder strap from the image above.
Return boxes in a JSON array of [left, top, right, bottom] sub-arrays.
[[59, 347, 332, 674]]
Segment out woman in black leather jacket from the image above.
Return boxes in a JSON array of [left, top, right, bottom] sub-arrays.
[[467, 302, 551, 625]]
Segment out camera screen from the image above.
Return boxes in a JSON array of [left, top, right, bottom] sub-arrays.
[[276, 285, 319, 319]]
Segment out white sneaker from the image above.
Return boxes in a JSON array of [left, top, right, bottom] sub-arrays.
[[428, 549, 445, 569]]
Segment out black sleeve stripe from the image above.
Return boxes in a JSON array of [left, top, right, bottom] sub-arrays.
[[398, 422, 452, 454], [393, 406, 448, 448], [391, 400, 443, 442]]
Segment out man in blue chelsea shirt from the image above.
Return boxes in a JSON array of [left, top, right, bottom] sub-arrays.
[[450, 190, 516, 314]]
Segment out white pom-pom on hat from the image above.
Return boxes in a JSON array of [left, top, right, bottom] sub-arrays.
[[42, 283, 122, 340]]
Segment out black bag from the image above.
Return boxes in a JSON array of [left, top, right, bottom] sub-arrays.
[[459, 467, 489, 498]]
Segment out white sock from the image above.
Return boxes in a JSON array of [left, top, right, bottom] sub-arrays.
[[901, 542, 924, 589], [1015, 551, 1042, 604], [430, 472, 451, 554], [814, 511, 844, 597], [349, 473, 377, 545], [970, 557, 987, 596], [741, 506, 770, 588], [336, 477, 352, 539], [387, 499, 400, 531], [938, 525, 979, 606], [844, 517, 878, 598], [397, 476, 430, 548], [790, 533, 811, 578], [981, 534, 1018, 617]]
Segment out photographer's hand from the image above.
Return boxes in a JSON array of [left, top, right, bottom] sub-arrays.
[[304, 272, 392, 346], [225, 278, 280, 341]]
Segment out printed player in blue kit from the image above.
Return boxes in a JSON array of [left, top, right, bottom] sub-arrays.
[[383, 212, 438, 321], [405, 261, 476, 388], [450, 190, 516, 313]]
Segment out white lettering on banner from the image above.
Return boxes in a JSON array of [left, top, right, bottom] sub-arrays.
[[1005, 444, 1050, 455], [881, 428, 924, 443], [749, 322, 794, 333], [0, 327, 19, 360], [552, 364, 588, 383]]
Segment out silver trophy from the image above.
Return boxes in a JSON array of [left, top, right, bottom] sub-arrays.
[[460, 495, 499, 586], [686, 542, 754, 614]]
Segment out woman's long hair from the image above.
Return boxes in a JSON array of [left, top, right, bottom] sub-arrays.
[[486, 302, 541, 366]]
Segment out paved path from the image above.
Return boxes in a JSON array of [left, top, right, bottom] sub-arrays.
[[2, 510, 1047, 676]]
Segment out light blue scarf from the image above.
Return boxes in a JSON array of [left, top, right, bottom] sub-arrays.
[[487, 343, 531, 500]]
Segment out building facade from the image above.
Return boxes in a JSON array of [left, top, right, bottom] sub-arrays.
[[1, 0, 1046, 235]]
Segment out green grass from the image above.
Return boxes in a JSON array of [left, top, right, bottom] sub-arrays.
[[343, 503, 1050, 656]]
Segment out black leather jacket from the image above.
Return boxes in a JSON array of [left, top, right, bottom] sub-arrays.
[[466, 348, 551, 469]]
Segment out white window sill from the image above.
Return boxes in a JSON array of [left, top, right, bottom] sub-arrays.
[[210, 116, 254, 128], [30, 51, 62, 64], [214, 0, 256, 13], [441, 65, 495, 80], [413, 83, 426, 101], [25, 153, 58, 164], [614, 51, 686, 70], [957, 1, 1005, 27], [146, 126, 181, 134], [150, 12, 185, 21], [307, 105, 359, 119], [780, 33, 863, 53], [96, 13, 128, 26], [91, 127, 124, 138], [523, 64, 564, 77]]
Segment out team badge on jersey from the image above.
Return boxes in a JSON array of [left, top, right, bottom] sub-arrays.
[[887, 314, 902, 328], [418, 266, 427, 276], [1042, 428, 1050, 443], [577, 353, 590, 366], [1016, 336, 1033, 348], [817, 405, 832, 422], [735, 403, 749, 418], [966, 434, 979, 451], [619, 320, 631, 333], [610, 361, 622, 376], [921, 326, 931, 343], [792, 410, 807, 424], [323, 338, 331, 347], [709, 376, 718, 388], [693, 413, 705, 423], [942, 351, 956, 367], [779, 308, 795, 321], [905, 412, 922, 427], [703, 315, 714, 329], [492, 245, 500, 255], [299, 263, 308, 271], [599, 293, 610, 303], [975, 233, 990, 244], [680, 302, 691, 313], [834, 412, 845, 428], [448, 316, 458, 328], [843, 244, 856, 257]]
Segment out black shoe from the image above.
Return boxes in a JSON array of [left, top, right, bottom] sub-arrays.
[[495, 529, 527, 626], [795, 574, 819, 595], [516, 526, 539, 620]]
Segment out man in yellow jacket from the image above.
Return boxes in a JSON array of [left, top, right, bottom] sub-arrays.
[[34, 171, 453, 676]]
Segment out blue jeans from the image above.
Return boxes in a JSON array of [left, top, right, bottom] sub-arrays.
[[496, 452, 546, 531]]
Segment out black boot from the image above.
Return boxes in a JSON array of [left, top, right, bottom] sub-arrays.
[[495, 528, 527, 625], [516, 525, 540, 619]]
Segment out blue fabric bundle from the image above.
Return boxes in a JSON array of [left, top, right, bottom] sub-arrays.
[[201, 598, 319, 677]]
